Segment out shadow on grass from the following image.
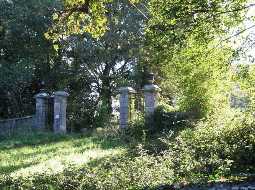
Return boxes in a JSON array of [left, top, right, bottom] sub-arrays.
[[0, 161, 41, 175], [0, 131, 125, 151], [0, 145, 61, 175], [0, 132, 76, 150], [0, 127, 178, 180], [0, 131, 127, 176]]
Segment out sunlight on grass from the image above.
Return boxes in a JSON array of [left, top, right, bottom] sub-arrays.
[[11, 148, 124, 178], [0, 133, 125, 177]]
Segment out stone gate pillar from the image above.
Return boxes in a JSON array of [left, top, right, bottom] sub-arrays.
[[144, 84, 160, 115], [119, 87, 136, 129], [143, 73, 160, 128], [35, 92, 50, 130], [53, 91, 69, 134]]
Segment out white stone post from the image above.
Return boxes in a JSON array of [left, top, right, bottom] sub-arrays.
[[119, 87, 136, 129], [35, 92, 50, 130], [53, 91, 69, 134]]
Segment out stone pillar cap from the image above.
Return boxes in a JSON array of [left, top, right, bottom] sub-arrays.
[[143, 84, 161, 92], [34, 92, 50, 99], [54, 91, 69, 97], [119, 87, 136, 94]]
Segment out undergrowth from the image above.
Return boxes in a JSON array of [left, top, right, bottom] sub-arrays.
[[0, 108, 255, 189]]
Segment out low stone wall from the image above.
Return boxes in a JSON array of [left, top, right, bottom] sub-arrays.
[[0, 116, 35, 137]]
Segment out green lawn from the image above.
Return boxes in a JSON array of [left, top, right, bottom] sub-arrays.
[[0, 130, 176, 189], [0, 132, 125, 178]]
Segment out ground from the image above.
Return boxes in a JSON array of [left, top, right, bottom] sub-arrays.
[[0, 125, 254, 190], [0, 132, 125, 180]]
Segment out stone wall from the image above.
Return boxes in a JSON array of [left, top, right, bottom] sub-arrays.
[[0, 116, 35, 137]]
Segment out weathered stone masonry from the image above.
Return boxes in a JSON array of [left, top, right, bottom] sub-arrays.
[[35, 92, 50, 130], [53, 91, 69, 134], [119, 87, 136, 129]]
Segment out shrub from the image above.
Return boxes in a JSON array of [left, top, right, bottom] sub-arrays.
[[122, 112, 147, 143], [160, 108, 255, 182], [0, 153, 175, 190], [154, 105, 194, 133]]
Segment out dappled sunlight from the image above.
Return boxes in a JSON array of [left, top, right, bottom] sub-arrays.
[[1, 0, 255, 188], [0, 134, 125, 176], [11, 148, 124, 178]]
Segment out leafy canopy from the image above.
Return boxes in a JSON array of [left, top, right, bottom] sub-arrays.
[[46, 0, 142, 41]]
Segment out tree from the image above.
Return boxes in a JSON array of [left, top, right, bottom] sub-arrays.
[[57, 0, 146, 128], [142, 0, 253, 116], [0, 0, 60, 118], [47, 0, 144, 41], [49, 0, 254, 117]]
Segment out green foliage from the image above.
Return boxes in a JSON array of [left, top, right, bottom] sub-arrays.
[[1, 111, 255, 189], [93, 103, 112, 128], [143, 0, 249, 116], [0, 0, 59, 118], [57, 0, 146, 130], [44, 0, 253, 123], [233, 64, 255, 112], [47, 0, 111, 42], [160, 108, 255, 182], [153, 105, 192, 132], [157, 99, 176, 112], [146, 0, 247, 50], [47, 0, 147, 42], [149, 34, 234, 117], [126, 112, 147, 141], [1, 0, 255, 188]]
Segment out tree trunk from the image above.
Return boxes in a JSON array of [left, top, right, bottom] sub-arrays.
[[100, 63, 112, 115]]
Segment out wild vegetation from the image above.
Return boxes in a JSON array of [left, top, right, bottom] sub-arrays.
[[0, 110, 255, 189], [0, 0, 255, 189]]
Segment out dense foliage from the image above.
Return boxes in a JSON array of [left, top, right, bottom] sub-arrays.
[[144, 0, 252, 116], [1, 0, 254, 122], [0, 0, 145, 128], [60, 0, 146, 130], [50, 0, 254, 116], [0, 0, 59, 118], [1, 0, 255, 188]]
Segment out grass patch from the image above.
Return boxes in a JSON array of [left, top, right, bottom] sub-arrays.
[[0, 130, 176, 189], [0, 132, 125, 176], [0, 109, 255, 190]]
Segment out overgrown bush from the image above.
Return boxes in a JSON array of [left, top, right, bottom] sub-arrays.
[[0, 152, 175, 190], [122, 112, 147, 142], [154, 105, 194, 133], [159, 108, 255, 182]]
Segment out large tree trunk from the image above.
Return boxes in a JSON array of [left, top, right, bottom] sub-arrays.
[[100, 63, 113, 115], [101, 83, 112, 115]]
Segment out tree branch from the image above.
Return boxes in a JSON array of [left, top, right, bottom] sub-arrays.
[[58, 0, 90, 20], [222, 24, 255, 43], [192, 3, 255, 16], [205, 24, 255, 56]]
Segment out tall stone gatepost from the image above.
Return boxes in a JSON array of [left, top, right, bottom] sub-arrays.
[[143, 73, 160, 128], [119, 87, 136, 129], [35, 92, 50, 130], [53, 91, 69, 134]]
